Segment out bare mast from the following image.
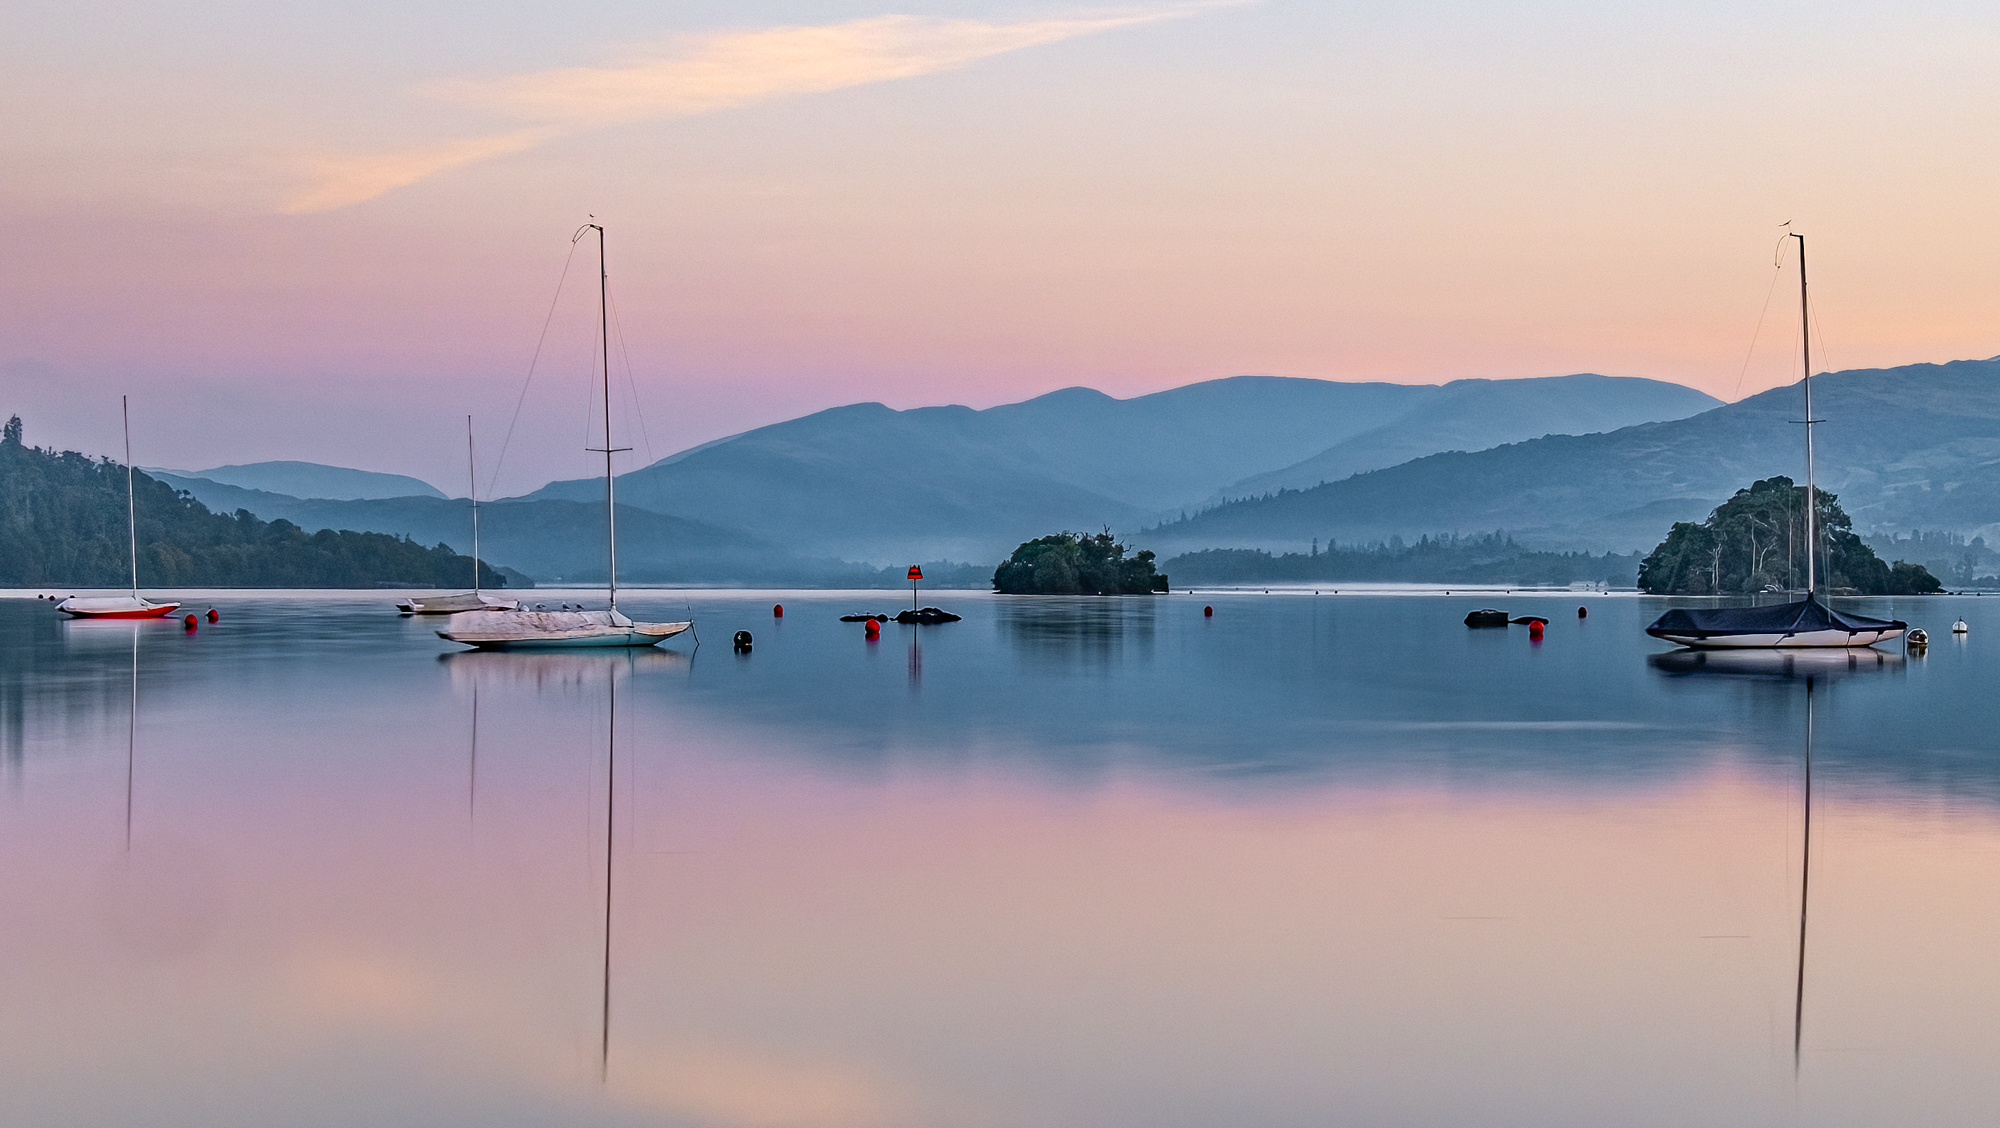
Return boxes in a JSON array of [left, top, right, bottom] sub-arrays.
[[578, 223, 628, 610], [123, 395, 138, 599], [1791, 232, 1819, 596], [468, 415, 482, 596]]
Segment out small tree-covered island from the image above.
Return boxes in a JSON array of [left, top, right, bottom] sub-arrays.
[[0, 416, 504, 588], [1638, 476, 1941, 595], [993, 530, 1169, 594]]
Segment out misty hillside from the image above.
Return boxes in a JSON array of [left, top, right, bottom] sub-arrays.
[[155, 460, 446, 501], [1140, 357, 2000, 557], [149, 471, 904, 586], [525, 372, 1718, 564], [1225, 375, 1720, 497], [1, 427, 498, 589]]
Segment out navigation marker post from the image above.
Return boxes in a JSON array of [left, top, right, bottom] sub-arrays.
[[908, 565, 923, 615]]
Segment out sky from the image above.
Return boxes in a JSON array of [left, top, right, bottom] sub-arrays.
[[5, 0, 2000, 497]]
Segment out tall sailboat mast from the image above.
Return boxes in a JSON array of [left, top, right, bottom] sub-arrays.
[[580, 222, 628, 610], [123, 395, 138, 599], [468, 415, 482, 596], [1791, 232, 1818, 596]]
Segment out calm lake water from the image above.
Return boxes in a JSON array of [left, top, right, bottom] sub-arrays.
[[3, 587, 1998, 1127]]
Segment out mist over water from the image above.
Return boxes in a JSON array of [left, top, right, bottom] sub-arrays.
[[3, 590, 1999, 1126]]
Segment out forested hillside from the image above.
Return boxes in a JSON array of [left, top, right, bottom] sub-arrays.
[[0, 417, 502, 588]]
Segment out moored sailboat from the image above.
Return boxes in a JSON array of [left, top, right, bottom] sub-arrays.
[[1645, 233, 1905, 649], [57, 397, 183, 620], [398, 415, 519, 615], [438, 224, 689, 650]]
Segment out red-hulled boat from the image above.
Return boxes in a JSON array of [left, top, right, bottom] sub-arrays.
[[56, 595, 183, 619], [57, 397, 183, 620]]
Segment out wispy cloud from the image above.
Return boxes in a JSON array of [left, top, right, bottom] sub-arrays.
[[282, 5, 1235, 214]]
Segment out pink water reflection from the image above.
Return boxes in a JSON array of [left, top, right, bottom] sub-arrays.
[[3, 603, 2000, 1127]]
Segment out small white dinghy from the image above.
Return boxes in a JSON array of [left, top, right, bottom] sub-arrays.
[[436, 224, 690, 652], [398, 591, 519, 615]]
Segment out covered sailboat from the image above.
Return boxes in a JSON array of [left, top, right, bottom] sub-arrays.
[[438, 223, 689, 651], [399, 415, 519, 615], [1645, 595, 1904, 649], [58, 397, 182, 620], [1643, 231, 1903, 650]]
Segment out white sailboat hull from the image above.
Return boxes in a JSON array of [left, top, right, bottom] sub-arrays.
[[1649, 626, 1904, 650], [436, 609, 690, 649], [398, 592, 520, 615]]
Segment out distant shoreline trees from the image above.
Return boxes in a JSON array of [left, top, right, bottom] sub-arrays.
[[1638, 477, 1940, 595], [1166, 533, 1638, 587], [993, 530, 1168, 594], [1, 416, 506, 588]]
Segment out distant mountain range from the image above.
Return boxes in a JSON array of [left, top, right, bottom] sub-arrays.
[[1139, 357, 2000, 558], [137, 361, 2000, 584], [523, 372, 1716, 565], [149, 460, 445, 501]]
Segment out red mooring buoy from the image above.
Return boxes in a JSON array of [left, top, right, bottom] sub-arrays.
[[206, 608, 219, 622], [182, 614, 198, 630], [773, 604, 783, 617], [864, 619, 880, 639], [1528, 621, 1545, 641], [1204, 605, 1214, 617], [1577, 605, 1587, 619]]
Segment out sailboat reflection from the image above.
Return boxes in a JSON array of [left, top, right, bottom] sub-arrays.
[[1794, 677, 1815, 1072], [600, 667, 618, 1081], [442, 646, 686, 690], [441, 646, 673, 1081], [1647, 646, 1902, 681], [125, 623, 138, 850], [1646, 649, 1834, 1071]]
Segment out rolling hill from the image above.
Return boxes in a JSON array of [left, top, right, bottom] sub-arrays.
[[153, 460, 446, 500], [1224, 375, 1720, 498], [1140, 357, 2000, 558], [148, 472, 906, 586]]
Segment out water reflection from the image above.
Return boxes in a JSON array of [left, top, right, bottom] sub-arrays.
[[124, 624, 137, 850], [998, 596, 1155, 670], [5, 592, 2000, 1127], [1647, 647, 1905, 681], [442, 646, 687, 690], [1796, 676, 1815, 1073]]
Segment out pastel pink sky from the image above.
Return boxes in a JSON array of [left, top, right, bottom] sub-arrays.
[[5, 0, 1999, 495]]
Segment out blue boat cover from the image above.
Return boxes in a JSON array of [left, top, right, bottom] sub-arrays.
[[1645, 595, 1905, 641]]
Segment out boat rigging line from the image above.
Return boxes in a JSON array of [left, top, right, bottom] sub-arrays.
[[487, 237, 583, 502]]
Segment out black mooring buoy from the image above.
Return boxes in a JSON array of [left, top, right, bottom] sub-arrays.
[[732, 630, 753, 651]]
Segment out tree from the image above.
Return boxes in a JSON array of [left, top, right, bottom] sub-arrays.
[[992, 530, 1167, 594], [1639, 477, 1941, 595]]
